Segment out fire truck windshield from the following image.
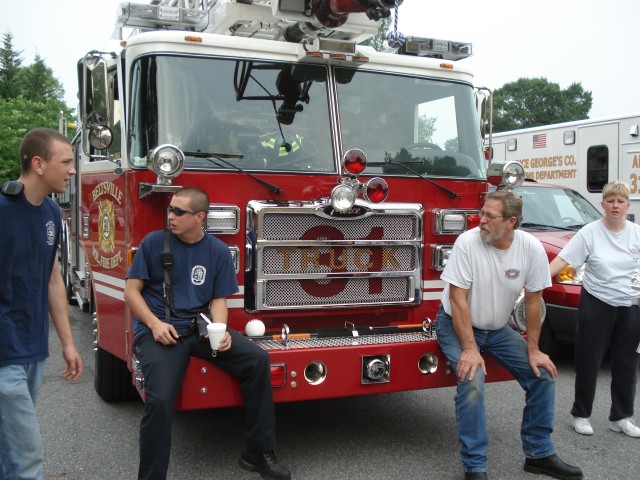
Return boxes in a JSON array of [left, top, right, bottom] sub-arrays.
[[129, 55, 335, 173], [337, 68, 485, 179], [128, 54, 485, 179]]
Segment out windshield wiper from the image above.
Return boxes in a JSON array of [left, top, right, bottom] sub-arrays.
[[368, 160, 460, 199], [183, 150, 283, 195], [521, 222, 575, 231]]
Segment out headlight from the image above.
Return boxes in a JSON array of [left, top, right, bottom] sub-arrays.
[[330, 184, 357, 211], [508, 291, 547, 333], [486, 161, 525, 189], [556, 264, 584, 285], [147, 144, 185, 184], [206, 206, 240, 235], [432, 244, 452, 271]]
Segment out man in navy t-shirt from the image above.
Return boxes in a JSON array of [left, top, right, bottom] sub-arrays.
[[0, 128, 83, 480], [125, 187, 290, 480]]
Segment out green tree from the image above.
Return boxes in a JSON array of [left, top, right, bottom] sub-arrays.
[[0, 31, 75, 183], [418, 114, 436, 142], [0, 31, 23, 99], [492, 78, 592, 133], [18, 53, 66, 104], [0, 97, 66, 182]]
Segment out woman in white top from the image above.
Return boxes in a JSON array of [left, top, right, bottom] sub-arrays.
[[550, 180, 640, 438]]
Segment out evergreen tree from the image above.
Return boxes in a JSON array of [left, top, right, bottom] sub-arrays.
[[0, 31, 23, 99], [19, 53, 66, 104]]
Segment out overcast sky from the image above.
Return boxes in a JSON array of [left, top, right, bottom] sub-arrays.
[[3, 0, 639, 120]]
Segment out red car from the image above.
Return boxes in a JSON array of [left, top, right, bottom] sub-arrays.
[[495, 180, 602, 356]]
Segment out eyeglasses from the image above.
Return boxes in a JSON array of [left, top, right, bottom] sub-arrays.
[[479, 210, 504, 222], [168, 206, 198, 217]]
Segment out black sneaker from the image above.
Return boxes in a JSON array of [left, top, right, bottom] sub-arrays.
[[239, 449, 291, 480]]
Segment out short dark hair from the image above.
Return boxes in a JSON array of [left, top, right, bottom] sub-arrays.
[[19, 128, 71, 173], [174, 186, 210, 213], [486, 190, 523, 229]]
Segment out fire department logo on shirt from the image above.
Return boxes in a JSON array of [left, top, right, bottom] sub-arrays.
[[504, 268, 520, 280], [192, 266, 206, 285], [46, 221, 55, 246]]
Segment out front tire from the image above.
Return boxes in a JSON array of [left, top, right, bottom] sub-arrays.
[[59, 224, 77, 305], [94, 347, 139, 402]]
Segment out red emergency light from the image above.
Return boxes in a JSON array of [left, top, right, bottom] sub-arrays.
[[342, 148, 367, 175], [364, 177, 389, 203]]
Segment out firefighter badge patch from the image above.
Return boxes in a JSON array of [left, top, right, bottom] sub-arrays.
[[46, 221, 56, 246], [192, 265, 206, 285]]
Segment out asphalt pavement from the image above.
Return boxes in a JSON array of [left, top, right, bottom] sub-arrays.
[[37, 305, 640, 479]]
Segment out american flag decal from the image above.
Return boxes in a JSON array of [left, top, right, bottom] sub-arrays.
[[533, 133, 547, 148]]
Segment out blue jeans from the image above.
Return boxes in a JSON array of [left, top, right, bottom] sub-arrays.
[[435, 307, 556, 473], [0, 361, 46, 480]]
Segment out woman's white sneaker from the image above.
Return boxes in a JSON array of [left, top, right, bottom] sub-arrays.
[[572, 417, 594, 435], [610, 418, 640, 438]]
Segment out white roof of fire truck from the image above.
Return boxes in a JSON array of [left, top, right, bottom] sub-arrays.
[[107, 1, 473, 65]]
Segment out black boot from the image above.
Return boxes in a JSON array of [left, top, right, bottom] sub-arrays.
[[524, 454, 583, 479], [239, 449, 291, 480]]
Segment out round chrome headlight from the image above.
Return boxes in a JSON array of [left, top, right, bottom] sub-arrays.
[[509, 291, 547, 333], [147, 144, 185, 184], [330, 184, 357, 211], [486, 161, 525, 189]]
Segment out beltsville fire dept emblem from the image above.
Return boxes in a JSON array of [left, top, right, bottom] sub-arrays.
[[98, 199, 116, 254]]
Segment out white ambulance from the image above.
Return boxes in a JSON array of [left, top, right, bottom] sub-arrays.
[[490, 113, 640, 221]]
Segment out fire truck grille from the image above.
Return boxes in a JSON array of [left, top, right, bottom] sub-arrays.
[[265, 277, 410, 307], [247, 200, 423, 310], [262, 245, 417, 274], [262, 214, 418, 241], [253, 331, 437, 350]]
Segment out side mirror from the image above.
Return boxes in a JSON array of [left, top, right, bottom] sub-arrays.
[[82, 52, 110, 127], [88, 125, 113, 150]]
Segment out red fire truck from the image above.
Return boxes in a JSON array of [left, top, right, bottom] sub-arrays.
[[63, 0, 522, 408]]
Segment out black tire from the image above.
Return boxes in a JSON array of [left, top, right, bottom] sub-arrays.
[[539, 320, 560, 358], [94, 347, 139, 402], [59, 226, 77, 305], [63, 264, 76, 306]]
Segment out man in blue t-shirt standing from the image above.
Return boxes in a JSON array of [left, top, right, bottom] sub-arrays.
[[124, 186, 290, 480], [0, 128, 83, 480]]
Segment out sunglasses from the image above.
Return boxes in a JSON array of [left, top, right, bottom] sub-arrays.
[[168, 206, 198, 216]]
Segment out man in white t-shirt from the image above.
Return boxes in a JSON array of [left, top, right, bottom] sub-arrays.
[[435, 190, 583, 480]]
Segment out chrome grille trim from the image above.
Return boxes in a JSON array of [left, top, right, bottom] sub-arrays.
[[246, 199, 424, 311]]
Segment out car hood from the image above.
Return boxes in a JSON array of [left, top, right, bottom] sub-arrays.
[[526, 230, 576, 252]]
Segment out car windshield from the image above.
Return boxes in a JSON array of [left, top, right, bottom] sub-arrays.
[[517, 184, 602, 230]]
